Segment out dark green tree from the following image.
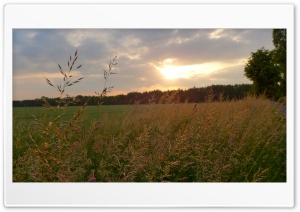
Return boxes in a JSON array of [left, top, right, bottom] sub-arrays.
[[273, 29, 286, 96], [244, 47, 282, 99]]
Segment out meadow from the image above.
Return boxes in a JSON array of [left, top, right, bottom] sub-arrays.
[[13, 105, 131, 122], [13, 97, 286, 182]]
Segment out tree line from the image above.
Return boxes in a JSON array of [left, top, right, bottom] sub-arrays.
[[13, 84, 252, 107]]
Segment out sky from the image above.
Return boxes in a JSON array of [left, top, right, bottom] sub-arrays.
[[13, 29, 275, 100]]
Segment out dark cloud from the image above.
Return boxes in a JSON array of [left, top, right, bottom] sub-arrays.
[[142, 29, 274, 65], [13, 29, 75, 76]]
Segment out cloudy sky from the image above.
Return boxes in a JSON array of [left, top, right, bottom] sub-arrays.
[[13, 29, 275, 100]]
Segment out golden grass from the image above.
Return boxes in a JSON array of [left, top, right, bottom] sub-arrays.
[[13, 96, 286, 182]]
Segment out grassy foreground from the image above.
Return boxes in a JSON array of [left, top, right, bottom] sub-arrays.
[[13, 97, 286, 182]]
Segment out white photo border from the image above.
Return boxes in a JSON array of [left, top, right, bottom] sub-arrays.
[[4, 3, 294, 207]]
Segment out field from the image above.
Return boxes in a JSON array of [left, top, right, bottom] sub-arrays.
[[13, 97, 286, 182], [13, 105, 130, 123]]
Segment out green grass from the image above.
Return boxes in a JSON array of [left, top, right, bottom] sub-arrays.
[[13, 97, 286, 182], [13, 105, 131, 121]]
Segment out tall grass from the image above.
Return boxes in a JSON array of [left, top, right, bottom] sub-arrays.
[[13, 50, 117, 182], [13, 96, 286, 182]]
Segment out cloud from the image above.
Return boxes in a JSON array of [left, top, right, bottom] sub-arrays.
[[13, 29, 274, 100], [142, 29, 274, 65], [14, 70, 82, 81]]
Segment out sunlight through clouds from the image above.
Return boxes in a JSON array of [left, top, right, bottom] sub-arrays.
[[13, 29, 274, 100], [152, 57, 247, 80], [13, 70, 82, 81]]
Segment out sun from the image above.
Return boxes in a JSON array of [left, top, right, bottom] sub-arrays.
[[153, 58, 225, 80], [158, 65, 196, 79], [155, 58, 192, 80]]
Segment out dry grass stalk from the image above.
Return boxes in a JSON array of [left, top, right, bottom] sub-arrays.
[[44, 50, 84, 109], [95, 56, 117, 107], [87, 169, 96, 182]]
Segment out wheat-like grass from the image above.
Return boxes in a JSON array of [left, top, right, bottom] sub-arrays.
[[13, 96, 286, 182]]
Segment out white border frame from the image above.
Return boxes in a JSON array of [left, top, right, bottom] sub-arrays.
[[4, 4, 294, 207]]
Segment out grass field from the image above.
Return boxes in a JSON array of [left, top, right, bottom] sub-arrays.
[[13, 97, 286, 182], [13, 105, 131, 121]]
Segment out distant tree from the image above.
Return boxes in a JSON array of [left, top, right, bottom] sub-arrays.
[[273, 29, 286, 96], [244, 47, 282, 99], [13, 84, 253, 107]]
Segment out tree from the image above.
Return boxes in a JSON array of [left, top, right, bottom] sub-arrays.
[[273, 29, 286, 96], [244, 47, 282, 99]]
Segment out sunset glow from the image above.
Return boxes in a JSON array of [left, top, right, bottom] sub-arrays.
[[154, 59, 230, 80], [13, 29, 274, 100]]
